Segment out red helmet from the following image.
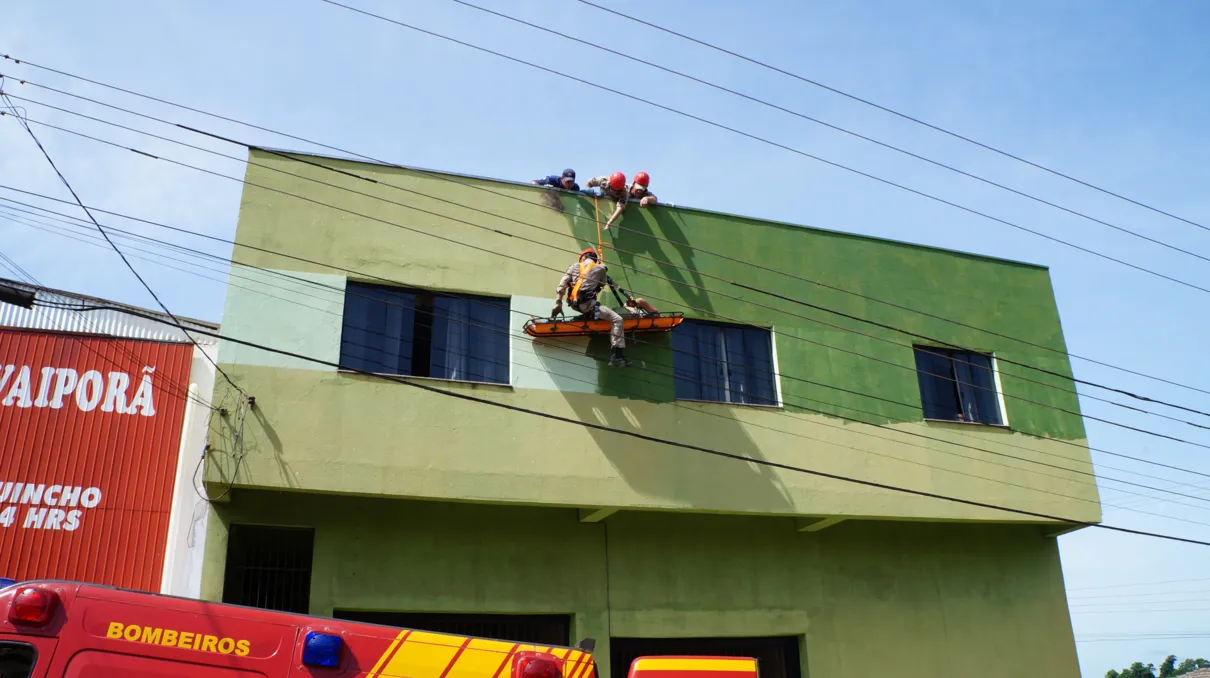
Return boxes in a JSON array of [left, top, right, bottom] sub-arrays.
[[633, 171, 650, 188], [608, 172, 626, 192], [580, 248, 599, 260]]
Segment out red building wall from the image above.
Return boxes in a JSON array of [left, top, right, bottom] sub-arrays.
[[0, 328, 194, 591]]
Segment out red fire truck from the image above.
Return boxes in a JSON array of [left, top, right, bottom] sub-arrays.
[[0, 581, 759, 678]]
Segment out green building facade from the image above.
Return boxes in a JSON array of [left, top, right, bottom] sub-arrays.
[[202, 149, 1095, 677]]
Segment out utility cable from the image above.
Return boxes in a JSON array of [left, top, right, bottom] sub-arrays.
[[317, 0, 1210, 297], [0, 89, 248, 401], [569, 0, 1210, 235], [0, 91, 1181, 427], [16, 200, 1210, 512], [0, 246, 214, 411], [4, 61, 1207, 404], [453, 0, 1210, 266], [21, 113, 1210, 454], [6, 153, 1210, 483], [39, 302, 1210, 548]]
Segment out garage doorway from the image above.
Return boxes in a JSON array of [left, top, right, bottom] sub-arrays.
[[333, 611, 571, 646], [609, 637, 801, 678]]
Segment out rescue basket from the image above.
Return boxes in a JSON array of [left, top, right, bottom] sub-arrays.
[[523, 312, 684, 338]]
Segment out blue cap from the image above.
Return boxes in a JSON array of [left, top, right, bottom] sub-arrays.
[[561, 168, 576, 179], [0, 577, 16, 589]]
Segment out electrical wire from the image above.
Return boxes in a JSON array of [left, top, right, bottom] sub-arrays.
[[15, 207, 1210, 521], [4, 60, 1207, 405], [569, 0, 1210, 235], [0, 89, 247, 403], [451, 0, 1210, 267], [9, 91, 1210, 486], [0, 246, 214, 411], [317, 0, 1210, 298], [7, 174, 1210, 487], [22, 113, 1210, 457], [34, 300, 1210, 548], [1069, 576, 1210, 592]]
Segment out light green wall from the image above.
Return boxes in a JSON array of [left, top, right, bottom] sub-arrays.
[[209, 151, 1098, 525], [201, 491, 1082, 678]]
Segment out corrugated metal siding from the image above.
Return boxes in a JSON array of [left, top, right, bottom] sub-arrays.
[[0, 281, 218, 345], [0, 328, 194, 591]]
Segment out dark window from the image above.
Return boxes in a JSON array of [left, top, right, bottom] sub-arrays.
[[673, 321, 776, 405], [611, 637, 800, 678], [340, 283, 510, 385], [333, 611, 570, 646], [222, 525, 315, 613], [0, 642, 36, 678], [914, 347, 1003, 425]]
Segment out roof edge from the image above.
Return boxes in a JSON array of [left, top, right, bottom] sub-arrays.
[[250, 147, 1050, 271], [1, 277, 219, 330]]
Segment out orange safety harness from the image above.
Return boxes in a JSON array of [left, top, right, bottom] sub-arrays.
[[569, 259, 597, 304]]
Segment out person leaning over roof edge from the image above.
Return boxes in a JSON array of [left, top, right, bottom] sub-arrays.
[[584, 171, 658, 230], [553, 247, 631, 367], [533, 168, 580, 191]]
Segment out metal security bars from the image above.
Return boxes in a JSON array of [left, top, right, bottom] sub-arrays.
[[221, 525, 315, 614]]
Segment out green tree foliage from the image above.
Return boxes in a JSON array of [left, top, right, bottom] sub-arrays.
[[1110, 657, 1210, 678], [1106, 662, 1156, 678], [1175, 658, 1210, 675]]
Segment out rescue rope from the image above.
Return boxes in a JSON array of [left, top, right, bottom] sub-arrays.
[[593, 195, 605, 266]]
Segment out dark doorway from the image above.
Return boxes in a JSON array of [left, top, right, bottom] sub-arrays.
[[334, 611, 571, 646], [609, 637, 801, 678], [221, 525, 315, 614]]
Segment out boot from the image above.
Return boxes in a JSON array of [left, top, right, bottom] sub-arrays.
[[608, 347, 632, 367]]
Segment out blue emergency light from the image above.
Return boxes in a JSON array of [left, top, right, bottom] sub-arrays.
[[302, 632, 343, 668], [0, 578, 16, 589]]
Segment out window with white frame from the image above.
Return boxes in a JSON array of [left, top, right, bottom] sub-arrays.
[[672, 320, 777, 405], [339, 282, 510, 385], [913, 346, 1003, 425]]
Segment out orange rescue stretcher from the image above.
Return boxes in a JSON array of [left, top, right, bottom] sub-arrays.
[[523, 311, 683, 338]]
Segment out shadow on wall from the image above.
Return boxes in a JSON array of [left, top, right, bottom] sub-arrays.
[[534, 338, 794, 513], [612, 208, 714, 318], [206, 390, 301, 492], [559, 193, 714, 319]]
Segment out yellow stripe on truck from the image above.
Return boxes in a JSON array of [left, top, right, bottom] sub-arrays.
[[381, 632, 466, 678], [374, 633, 594, 678], [632, 658, 758, 672]]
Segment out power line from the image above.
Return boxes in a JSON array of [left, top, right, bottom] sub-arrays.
[[451, 0, 1210, 267], [1076, 634, 1210, 642], [24, 112, 1210, 456], [12, 189, 1210, 521], [5, 143, 1210, 486], [16, 85, 1175, 427], [4, 84, 1205, 477], [1069, 576, 1210, 592], [0, 247, 214, 411], [1069, 590, 1210, 601], [0, 91, 248, 402], [569, 0, 1210, 236], [15, 213, 1195, 512], [317, 0, 1210, 297], [10, 191, 1210, 496], [40, 301, 1210, 548], [5, 60, 1208, 405]]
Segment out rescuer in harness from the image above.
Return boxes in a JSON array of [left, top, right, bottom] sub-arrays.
[[553, 248, 632, 367]]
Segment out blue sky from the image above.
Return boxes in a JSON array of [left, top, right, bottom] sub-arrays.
[[2, 1, 1209, 674]]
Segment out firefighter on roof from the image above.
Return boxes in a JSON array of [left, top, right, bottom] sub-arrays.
[[585, 172, 658, 230], [532, 168, 580, 191], [553, 248, 631, 367]]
